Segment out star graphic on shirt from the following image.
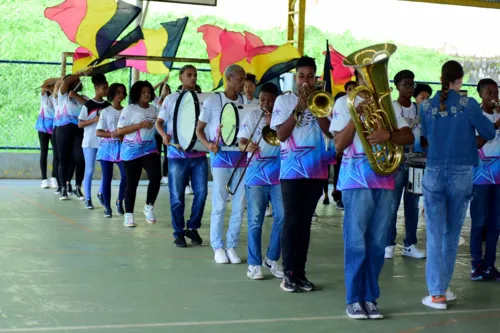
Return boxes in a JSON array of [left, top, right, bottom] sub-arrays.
[[212, 150, 239, 167], [245, 152, 277, 185], [280, 135, 315, 178], [473, 149, 497, 184], [340, 144, 370, 188], [332, 109, 340, 119]]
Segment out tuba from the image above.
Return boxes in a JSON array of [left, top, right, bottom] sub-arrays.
[[343, 43, 403, 176]]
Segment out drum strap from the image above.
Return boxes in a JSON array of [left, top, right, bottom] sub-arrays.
[[216, 92, 244, 109]]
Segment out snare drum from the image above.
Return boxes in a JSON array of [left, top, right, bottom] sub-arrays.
[[173, 90, 209, 152], [406, 153, 427, 196], [219, 102, 254, 147]]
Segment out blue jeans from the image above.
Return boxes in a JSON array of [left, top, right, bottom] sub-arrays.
[[423, 166, 473, 296], [245, 185, 284, 266], [343, 188, 393, 304], [100, 161, 126, 210], [387, 167, 421, 247], [83, 147, 102, 200], [470, 184, 500, 268], [210, 167, 247, 250], [168, 157, 208, 237]]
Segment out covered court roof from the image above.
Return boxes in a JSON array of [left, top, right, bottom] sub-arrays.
[[401, 0, 500, 9]]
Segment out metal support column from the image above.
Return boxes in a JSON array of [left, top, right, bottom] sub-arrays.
[[287, 0, 306, 55]]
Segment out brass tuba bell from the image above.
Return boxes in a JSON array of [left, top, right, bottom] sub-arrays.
[[343, 43, 403, 176]]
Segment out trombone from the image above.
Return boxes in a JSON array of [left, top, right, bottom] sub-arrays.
[[225, 108, 280, 195]]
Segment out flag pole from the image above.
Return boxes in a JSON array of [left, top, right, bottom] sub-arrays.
[[131, 0, 146, 85]]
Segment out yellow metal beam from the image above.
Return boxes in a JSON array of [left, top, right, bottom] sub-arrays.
[[287, 0, 306, 55], [401, 0, 500, 9]]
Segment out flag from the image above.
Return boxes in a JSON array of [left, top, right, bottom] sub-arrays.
[[121, 17, 189, 74], [198, 24, 301, 90], [72, 48, 127, 75], [322, 44, 355, 97], [322, 40, 333, 94], [44, 0, 142, 62]]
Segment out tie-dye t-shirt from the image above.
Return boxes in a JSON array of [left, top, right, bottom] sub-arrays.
[[79, 99, 111, 149], [96, 106, 122, 163], [158, 91, 207, 159], [237, 109, 281, 186], [393, 100, 422, 153], [35, 92, 55, 134], [198, 92, 246, 168], [329, 95, 409, 191], [117, 104, 158, 161], [270, 93, 329, 180], [54, 92, 85, 127], [473, 111, 500, 185]]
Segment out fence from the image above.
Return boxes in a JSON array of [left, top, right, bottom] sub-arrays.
[[0, 59, 482, 150]]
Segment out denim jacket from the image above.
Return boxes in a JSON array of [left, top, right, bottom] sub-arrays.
[[420, 90, 496, 167]]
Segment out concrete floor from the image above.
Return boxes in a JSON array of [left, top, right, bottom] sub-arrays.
[[0, 179, 499, 333]]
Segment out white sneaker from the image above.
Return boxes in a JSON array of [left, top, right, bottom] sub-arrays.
[[422, 295, 447, 310], [226, 248, 241, 264], [385, 246, 395, 259], [161, 176, 168, 185], [40, 179, 50, 189], [214, 248, 229, 264], [124, 213, 136, 227], [265, 206, 272, 217], [402, 245, 426, 259], [446, 288, 457, 301], [185, 185, 194, 195], [264, 257, 284, 278], [143, 204, 156, 224], [50, 177, 57, 188], [247, 265, 264, 280]]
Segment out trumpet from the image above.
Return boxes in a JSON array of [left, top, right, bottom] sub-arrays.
[[491, 100, 500, 112], [294, 83, 333, 124], [225, 108, 280, 195]]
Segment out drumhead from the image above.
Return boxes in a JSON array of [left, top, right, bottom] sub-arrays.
[[173, 90, 200, 151], [220, 102, 239, 146]]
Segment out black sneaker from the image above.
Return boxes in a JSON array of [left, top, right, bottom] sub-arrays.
[[85, 199, 94, 210], [280, 272, 300, 292], [323, 197, 330, 205], [67, 183, 73, 195], [471, 265, 484, 281], [336, 201, 344, 210], [346, 302, 368, 319], [364, 301, 383, 319], [174, 235, 187, 248], [104, 208, 112, 218], [185, 229, 203, 245], [483, 266, 500, 281], [74, 186, 85, 201], [59, 187, 69, 201], [97, 193, 105, 207], [115, 200, 125, 216], [54, 186, 62, 195], [296, 274, 315, 291]]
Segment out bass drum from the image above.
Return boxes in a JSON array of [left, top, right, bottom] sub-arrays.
[[219, 102, 255, 148], [173, 90, 209, 152], [406, 153, 426, 196]]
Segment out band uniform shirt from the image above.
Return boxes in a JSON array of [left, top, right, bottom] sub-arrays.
[[330, 95, 409, 191], [117, 104, 158, 161], [270, 93, 329, 180], [79, 99, 111, 149], [473, 111, 500, 185], [158, 91, 206, 159], [96, 106, 122, 163], [54, 91, 87, 127], [393, 100, 422, 153], [198, 92, 246, 168], [35, 92, 55, 134], [237, 108, 281, 186]]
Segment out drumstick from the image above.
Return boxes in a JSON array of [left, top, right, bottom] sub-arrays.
[[214, 124, 223, 155]]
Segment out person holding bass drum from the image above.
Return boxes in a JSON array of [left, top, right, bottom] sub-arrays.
[[156, 65, 207, 248], [196, 64, 247, 265]]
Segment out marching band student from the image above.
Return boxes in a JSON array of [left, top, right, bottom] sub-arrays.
[[331, 70, 414, 319], [196, 64, 247, 264], [153, 81, 171, 185], [78, 74, 110, 209], [344, 81, 357, 94], [419, 61, 498, 310], [237, 82, 284, 280], [156, 65, 207, 247], [36, 78, 58, 189], [117, 81, 161, 227], [96, 83, 127, 218], [469, 78, 500, 281], [385, 70, 426, 259], [414, 83, 433, 105], [270, 56, 331, 292], [243, 74, 259, 105], [56, 71, 89, 200]]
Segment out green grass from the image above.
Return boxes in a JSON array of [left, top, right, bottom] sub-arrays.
[[0, 0, 480, 149]]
